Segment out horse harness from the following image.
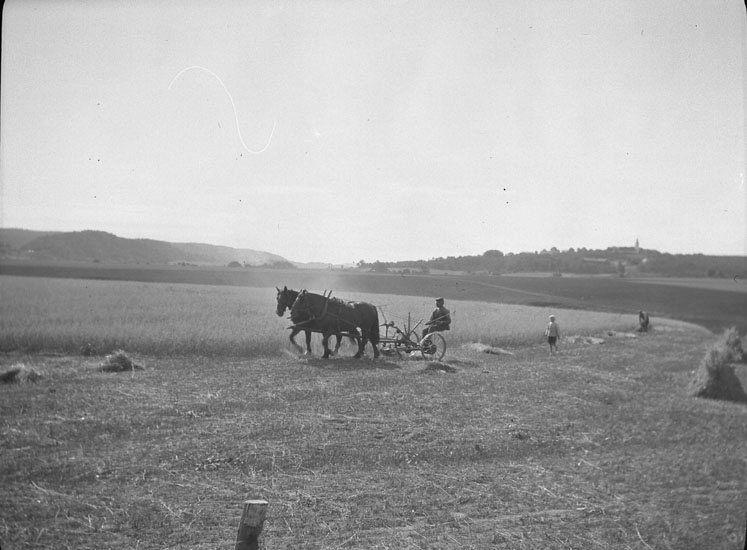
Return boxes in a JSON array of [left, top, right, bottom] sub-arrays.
[[289, 292, 359, 333]]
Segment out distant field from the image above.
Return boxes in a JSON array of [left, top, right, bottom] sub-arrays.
[[0, 276, 648, 357], [1, 261, 745, 333], [626, 276, 747, 293]]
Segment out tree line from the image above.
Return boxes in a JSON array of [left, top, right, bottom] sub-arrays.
[[358, 247, 747, 278]]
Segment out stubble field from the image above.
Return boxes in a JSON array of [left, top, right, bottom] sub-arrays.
[[1, 271, 746, 549]]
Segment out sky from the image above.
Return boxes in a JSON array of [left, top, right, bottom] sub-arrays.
[[1, 0, 745, 264]]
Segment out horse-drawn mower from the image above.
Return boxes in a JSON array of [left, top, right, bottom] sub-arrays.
[[379, 313, 447, 361], [276, 286, 447, 360]]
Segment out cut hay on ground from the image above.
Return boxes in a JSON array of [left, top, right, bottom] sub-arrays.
[[0, 363, 43, 384], [565, 335, 605, 345], [463, 342, 515, 356], [420, 361, 457, 373], [99, 350, 143, 373], [606, 331, 638, 339]]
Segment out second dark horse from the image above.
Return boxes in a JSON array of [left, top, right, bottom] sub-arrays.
[[276, 286, 358, 356], [291, 289, 380, 359]]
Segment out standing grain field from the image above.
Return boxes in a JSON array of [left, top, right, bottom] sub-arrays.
[[1, 276, 648, 357]]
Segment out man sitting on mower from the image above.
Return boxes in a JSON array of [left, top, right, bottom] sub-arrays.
[[422, 297, 451, 337]]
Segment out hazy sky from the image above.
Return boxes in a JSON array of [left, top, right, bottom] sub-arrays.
[[1, 0, 745, 264]]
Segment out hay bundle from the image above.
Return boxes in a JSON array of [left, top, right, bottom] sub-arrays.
[[688, 331, 747, 403], [719, 326, 745, 363], [99, 350, 143, 372], [0, 363, 42, 384], [421, 362, 457, 374], [80, 342, 97, 356]]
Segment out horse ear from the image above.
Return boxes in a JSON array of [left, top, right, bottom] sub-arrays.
[[276, 286, 280, 292]]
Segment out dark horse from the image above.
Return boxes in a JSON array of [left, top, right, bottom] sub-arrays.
[[275, 286, 358, 355], [291, 289, 380, 359]]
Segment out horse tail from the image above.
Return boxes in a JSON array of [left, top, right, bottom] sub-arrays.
[[374, 307, 381, 344], [371, 317, 380, 345], [365, 303, 380, 345]]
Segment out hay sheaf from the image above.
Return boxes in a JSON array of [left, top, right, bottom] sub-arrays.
[[718, 326, 746, 363], [689, 363, 747, 403], [0, 363, 43, 384], [99, 350, 143, 373], [688, 330, 747, 403]]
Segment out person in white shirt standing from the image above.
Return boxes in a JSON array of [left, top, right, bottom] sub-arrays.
[[545, 314, 560, 354]]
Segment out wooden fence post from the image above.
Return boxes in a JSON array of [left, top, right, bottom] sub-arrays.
[[234, 499, 268, 550]]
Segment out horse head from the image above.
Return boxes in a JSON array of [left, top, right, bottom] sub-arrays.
[[275, 286, 297, 317]]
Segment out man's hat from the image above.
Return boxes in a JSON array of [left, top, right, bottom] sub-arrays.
[[436, 297, 444, 303]]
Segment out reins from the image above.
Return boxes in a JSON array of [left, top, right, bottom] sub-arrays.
[[427, 312, 451, 325]]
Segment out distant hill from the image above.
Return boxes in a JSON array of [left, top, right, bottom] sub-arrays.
[[294, 261, 358, 270], [0, 228, 60, 251], [171, 242, 287, 266], [0, 229, 289, 266]]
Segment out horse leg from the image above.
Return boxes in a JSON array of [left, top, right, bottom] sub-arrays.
[[358, 334, 379, 359], [370, 336, 380, 358], [344, 330, 359, 356], [289, 328, 304, 354], [359, 323, 380, 359], [370, 323, 380, 358], [322, 331, 333, 359], [332, 333, 342, 356], [304, 330, 313, 355], [353, 335, 366, 359]]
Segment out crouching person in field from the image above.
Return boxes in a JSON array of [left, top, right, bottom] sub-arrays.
[[638, 310, 650, 332]]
